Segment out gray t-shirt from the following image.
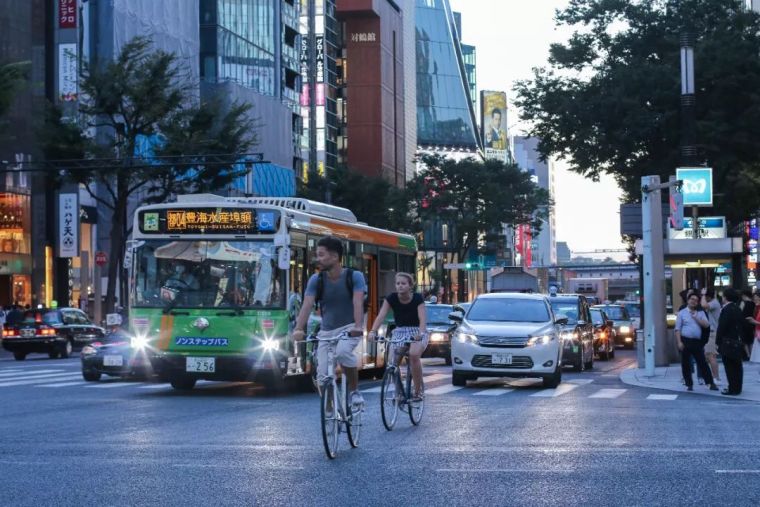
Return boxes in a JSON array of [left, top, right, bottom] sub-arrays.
[[305, 269, 367, 331], [676, 307, 706, 340], [704, 298, 721, 332]]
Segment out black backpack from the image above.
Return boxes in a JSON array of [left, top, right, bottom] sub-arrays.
[[314, 268, 369, 313]]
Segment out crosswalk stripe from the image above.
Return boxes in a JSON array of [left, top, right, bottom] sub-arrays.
[[426, 384, 464, 395], [0, 373, 82, 387], [422, 373, 449, 382], [0, 371, 83, 384], [139, 383, 171, 389], [566, 379, 595, 385], [647, 394, 678, 401], [85, 382, 147, 389], [0, 369, 62, 378], [362, 386, 383, 393], [589, 388, 627, 399], [530, 383, 578, 398], [37, 382, 88, 388], [473, 388, 514, 396]]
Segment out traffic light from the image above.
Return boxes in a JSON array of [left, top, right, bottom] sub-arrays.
[[465, 262, 481, 270]]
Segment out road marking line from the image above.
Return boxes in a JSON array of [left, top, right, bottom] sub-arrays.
[[0, 371, 80, 382], [362, 386, 383, 393], [647, 394, 678, 401], [423, 373, 449, 382], [0, 373, 82, 387], [36, 382, 88, 388], [715, 470, 760, 474], [85, 382, 147, 389], [426, 384, 465, 395], [437, 469, 573, 473], [0, 369, 63, 378], [565, 379, 594, 385], [589, 388, 627, 399], [139, 384, 171, 389], [473, 388, 514, 396], [530, 383, 578, 398]]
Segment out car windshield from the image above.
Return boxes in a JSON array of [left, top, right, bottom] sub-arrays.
[[590, 309, 605, 325], [426, 305, 454, 325], [132, 240, 284, 309], [549, 301, 579, 324], [601, 306, 629, 320], [623, 303, 640, 318], [467, 298, 550, 323]]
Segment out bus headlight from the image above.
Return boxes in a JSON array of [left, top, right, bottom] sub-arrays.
[[262, 338, 280, 351], [131, 336, 148, 350]]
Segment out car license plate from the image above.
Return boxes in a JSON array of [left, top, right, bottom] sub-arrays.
[[492, 353, 513, 365], [103, 355, 123, 367], [21, 329, 35, 337], [186, 357, 215, 373]]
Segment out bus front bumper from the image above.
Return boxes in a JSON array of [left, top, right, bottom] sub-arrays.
[[149, 352, 289, 382]]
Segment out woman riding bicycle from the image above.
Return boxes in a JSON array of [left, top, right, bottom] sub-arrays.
[[368, 272, 428, 400]]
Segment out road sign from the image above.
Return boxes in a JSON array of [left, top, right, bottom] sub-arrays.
[[668, 176, 684, 230], [676, 167, 713, 206], [668, 216, 726, 240], [95, 251, 107, 267]]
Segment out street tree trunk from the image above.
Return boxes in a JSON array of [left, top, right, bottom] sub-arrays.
[[104, 173, 128, 314]]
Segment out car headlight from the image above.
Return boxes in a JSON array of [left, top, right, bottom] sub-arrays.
[[130, 336, 148, 350], [456, 332, 478, 344], [262, 337, 280, 351], [527, 334, 555, 347], [81, 345, 97, 356], [561, 331, 578, 341], [619, 326, 631, 334], [429, 332, 448, 343]]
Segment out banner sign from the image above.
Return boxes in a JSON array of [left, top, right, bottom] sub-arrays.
[[58, 193, 79, 257], [58, 43, 78, 102], [59, 0, 77, 28]]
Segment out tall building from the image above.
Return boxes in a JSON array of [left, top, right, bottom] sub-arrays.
[[452, 11, 476, 108], [415, 0, 480, 151], [557, 241, 572, 265], [513, 136, 556, 267]]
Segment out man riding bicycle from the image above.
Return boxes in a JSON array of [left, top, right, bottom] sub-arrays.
[[293, 236, 367, 410]]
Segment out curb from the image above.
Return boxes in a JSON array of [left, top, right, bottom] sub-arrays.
[[619, 367, 760, 403]]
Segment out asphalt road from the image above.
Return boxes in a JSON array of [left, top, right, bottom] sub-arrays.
[[1, 349, 759, 507]]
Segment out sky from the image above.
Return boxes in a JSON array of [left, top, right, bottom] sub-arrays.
[[449, 0, 629, 260]]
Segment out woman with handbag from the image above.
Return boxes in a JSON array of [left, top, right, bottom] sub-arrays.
[[716, 289, 745, 395], [745, 292, 760, 382]]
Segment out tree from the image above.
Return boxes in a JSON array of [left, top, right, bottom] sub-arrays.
[[0, 61, 30, 131], [406, 154, 552, 299], [44, 37, 258, 312], [297, 165, 413, 232], [514, 0, 760, 222]]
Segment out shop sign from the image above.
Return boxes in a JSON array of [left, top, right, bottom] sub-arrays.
[[59, 0, 77, 29], [350, 32, 377, 42], [58, 43, 78, 102], [58, 193, 79, 257], [668, 216, 726, 240]]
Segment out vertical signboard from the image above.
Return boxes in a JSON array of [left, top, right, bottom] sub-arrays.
[[676, 167, 713, 206], [58, 43, 78, 102], [299, 0, 311, 179], [58, 193, 79, 258], [59, 0, 77, 28], [481, 91, 508, 162]]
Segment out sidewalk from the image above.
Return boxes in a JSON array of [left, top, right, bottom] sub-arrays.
[[620, 362, 760, 402]]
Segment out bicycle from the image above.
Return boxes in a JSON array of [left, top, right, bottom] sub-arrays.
[[307, 332, 363, 459], [375, 330, 425, 431]]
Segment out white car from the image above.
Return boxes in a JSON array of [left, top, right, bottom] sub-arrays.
[[449, 293, 567, 388]]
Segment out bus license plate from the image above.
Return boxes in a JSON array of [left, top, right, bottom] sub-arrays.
[[103, 355, 123, 367], [186, 357, 215, 373], [492, 353, 512, 365]]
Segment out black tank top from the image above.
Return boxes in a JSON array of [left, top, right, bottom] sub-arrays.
[[386, 292, 424, 327]]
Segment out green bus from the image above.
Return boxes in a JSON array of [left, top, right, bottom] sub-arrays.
[[128, 194, 417, 390]]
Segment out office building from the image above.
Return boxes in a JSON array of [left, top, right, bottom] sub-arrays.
[[557, 241, 572, 265], [452, 11, 476, 108]]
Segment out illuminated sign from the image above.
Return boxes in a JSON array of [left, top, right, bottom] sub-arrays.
[[350, 32, 377, 42], [139, 208, 280, 235]]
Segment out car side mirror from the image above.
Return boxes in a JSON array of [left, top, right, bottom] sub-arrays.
[[555, 313, 569, 326], [577, 320, 587, 326], [449, 312, 463, 323], [607, 320, 614, 327]]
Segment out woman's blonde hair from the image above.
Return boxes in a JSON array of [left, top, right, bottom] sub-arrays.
[[395, 272, 415, 287]]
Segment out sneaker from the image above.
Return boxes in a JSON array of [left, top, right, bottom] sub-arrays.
[[350, 391, 365, 411], [687, 385, 694, 392], [698, 378, 705, 385], [714, 379, 722, 386], [709, 384, 719, 391]]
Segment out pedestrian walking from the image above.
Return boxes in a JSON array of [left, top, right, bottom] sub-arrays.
[[740, 289, 756, 360], [675, 293, 718, 392], [701, 288, 723, 385], [716, 288, 745, 396], [744, 292, 760, 383]]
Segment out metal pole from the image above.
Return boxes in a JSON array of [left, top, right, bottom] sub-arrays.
[[642, 176, 667, 376]]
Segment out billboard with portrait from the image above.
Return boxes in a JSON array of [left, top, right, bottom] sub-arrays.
[[481, 91, 508, 161]]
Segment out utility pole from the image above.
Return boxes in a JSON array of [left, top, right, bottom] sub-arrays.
[[680, 32, 699, 238]]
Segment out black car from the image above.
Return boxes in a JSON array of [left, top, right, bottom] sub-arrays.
[[80, 328, 152, 381], [593, 304, 635, 349], [422, 304, 456, 365], [2, 308, 104, 361], [589, 307, 616, 360], [548, 295, 595, 372]]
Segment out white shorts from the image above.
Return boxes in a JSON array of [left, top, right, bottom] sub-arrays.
[[316, 324, 360, 382]]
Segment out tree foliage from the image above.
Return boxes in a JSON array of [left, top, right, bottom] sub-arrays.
[[514, 0, 760, 222], [0, 61, 30, 132], [43, 36, 258, 312]]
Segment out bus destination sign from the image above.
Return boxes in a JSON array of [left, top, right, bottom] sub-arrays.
[[139, 208, 279, 235]]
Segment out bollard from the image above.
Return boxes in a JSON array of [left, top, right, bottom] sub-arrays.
[[636, 329, 645, 368]]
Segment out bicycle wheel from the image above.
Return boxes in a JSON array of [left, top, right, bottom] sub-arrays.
[[320, 380, 339, 459], [407, 363, 424, 426], [346, 380, 362, 448], [380, 367, 399, 431]]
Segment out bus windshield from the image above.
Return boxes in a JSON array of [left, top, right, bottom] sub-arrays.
[[132, 240, 284, 309]]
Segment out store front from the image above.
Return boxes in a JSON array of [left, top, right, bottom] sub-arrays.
[[0, 193, 32, 307]]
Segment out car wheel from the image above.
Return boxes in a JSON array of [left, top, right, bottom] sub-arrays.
[[82, 370, 101, 382], [60, 339, 73, 359], [48, 350, 60, 359], [13, 352, 26, 361], [609, 347, 615, 359], [599, 349, 609, 361], [543, 366, 562, 388], [573, 356, 584, 372], [452, 371, 469, 387], [584, 349, 594, 370], [170, 376, 197, 390], [445, 355, 452, 366]]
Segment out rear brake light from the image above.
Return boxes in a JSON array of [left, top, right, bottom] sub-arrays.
[[3, 328, 19, 337], [36, 327, 56, 336]]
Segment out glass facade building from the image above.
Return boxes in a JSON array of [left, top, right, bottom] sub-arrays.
[[462, 43, 477, 108], [415, 0, 479, 149]]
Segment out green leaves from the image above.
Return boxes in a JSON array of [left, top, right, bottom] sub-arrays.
[[516, 0, 760, 221]]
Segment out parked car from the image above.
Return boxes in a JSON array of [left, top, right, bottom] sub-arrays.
[[449, 293, 566, 388], [589, 307, 615, 360], [548, 294, 595, 371], [2, 308, 104, 361], [80, 327, 152, 381], [593, 304, 635, 349], [423, 304, 456, 365]]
